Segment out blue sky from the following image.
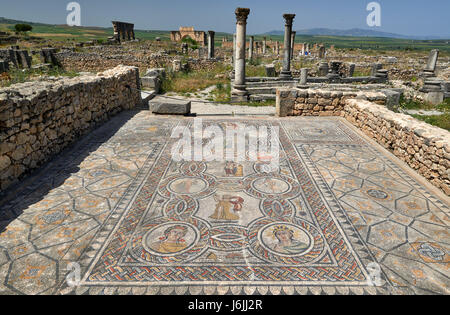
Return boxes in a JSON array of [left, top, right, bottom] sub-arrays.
[[1, 0, 449, 37]]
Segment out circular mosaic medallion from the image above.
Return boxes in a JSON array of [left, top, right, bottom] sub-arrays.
[[169, 178, 207, 195], [248, 218, 325, 264], [363, 188, 391, 200], [259, 223, 312, 256], [244, 174, 300, 199], [130, 218, 210, 264], [143, 222, 199, 256], [159, 174, 217, 199], [253, 178, 290, 194]]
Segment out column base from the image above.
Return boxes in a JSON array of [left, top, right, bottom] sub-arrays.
[[231, 86, 249, 102], [279, 71, 293, 80]]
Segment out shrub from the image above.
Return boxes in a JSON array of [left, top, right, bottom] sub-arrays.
[[14, 24, 33, 33]]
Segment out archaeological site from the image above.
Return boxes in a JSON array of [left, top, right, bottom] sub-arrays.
[[0, 1, 448, 300]]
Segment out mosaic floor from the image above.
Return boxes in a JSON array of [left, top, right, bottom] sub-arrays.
[[0, 110, 448, 295]]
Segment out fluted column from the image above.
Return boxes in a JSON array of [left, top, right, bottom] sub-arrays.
[[280, 14, 295, 79], [232, 7, 250, 102]]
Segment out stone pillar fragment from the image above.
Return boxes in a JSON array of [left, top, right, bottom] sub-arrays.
[[422, 49, 439, 77], [280, 14, 295, 79], [348, 63, 356, 77], [232, 7, 250, 102], [319, 45, 326, 59], [263, 37, 267, 54], [371, 63, 383, 77], [207, 31, 215, 59], [275, 41, 280, 56], [290, 31, 296, 60], [318, 62, 329, 77], [299, 68, 309, 86], [249, 36, 254, 60], [0, 59, 9, 73]]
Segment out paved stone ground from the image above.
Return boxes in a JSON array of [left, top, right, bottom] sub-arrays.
[[0, 109, 448, 295]]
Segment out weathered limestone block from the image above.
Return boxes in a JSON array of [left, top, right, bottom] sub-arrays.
[[141, 76, 161, 92], [0, 59, 9, 73], [149, 98, 191, 115], [265, 65, 276, 77]]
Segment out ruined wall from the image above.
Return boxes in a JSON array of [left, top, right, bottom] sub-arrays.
[[0, 65, 141, 192], [276, 88, 387, 117], [276, 87, 449, 195], [344, 99, 449, 195]]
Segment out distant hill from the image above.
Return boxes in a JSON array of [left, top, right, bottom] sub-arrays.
[[264, 28, 449, 40]]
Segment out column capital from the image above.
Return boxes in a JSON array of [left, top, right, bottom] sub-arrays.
[[208, 30, 215, 35], [235, 8, 250, 25], [283, 14, 296, 26]]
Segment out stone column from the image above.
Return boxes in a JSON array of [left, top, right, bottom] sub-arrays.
[[207, 31, 215, 59], [299, 68, 309, 86], [112, 22, 120, 42], [249, 36, 254, 60], [275, 41, 280, 55], [232, 7, 250, 102], [280, 14, 295, 79], [263, 37, 267, 54], [319, 45, 326, 59], [301, 43, 305, 56], [318, 62, 329, 77], [348, 63, 356, 77], [290, 31, 296, 60]]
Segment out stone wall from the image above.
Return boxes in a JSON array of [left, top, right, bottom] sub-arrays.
[[0, 65, 141, 192], [344, 99, 449, 195], [276, 87, 449, 195], [276, 88, 387, 117]]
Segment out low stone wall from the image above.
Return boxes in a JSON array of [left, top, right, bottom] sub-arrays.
[[276, 87, 449, 195], [276, 88, 387, 117], [0, 65, 141, 192], [344, 99, 449, 195]]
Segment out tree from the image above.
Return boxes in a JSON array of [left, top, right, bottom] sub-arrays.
[[14, 24, 33, 34]]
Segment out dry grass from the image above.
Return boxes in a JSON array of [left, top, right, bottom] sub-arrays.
[[162, 63, 231, 93]]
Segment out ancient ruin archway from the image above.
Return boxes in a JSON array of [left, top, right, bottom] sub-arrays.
[[171, 27, 207, 46]]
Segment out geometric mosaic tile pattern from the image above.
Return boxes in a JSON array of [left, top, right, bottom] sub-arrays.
[[0, 112, 448, 295]]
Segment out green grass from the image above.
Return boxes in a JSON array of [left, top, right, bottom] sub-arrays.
[[0, 67, 80, 87], [210, 83, 231, 103], [400, 98, 449, 131], [161, 63, 232, 93], [411, 113, 450, 131], [232, 100, 276, 107], [251, 34, 450, 55], [399, 97, 450, 112]]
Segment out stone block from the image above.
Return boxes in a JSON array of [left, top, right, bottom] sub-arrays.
[[265, 65, 276, 77], [0, 59, 8, 73], [141, 76, 161, 92], [149, 98, 191, 115]]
